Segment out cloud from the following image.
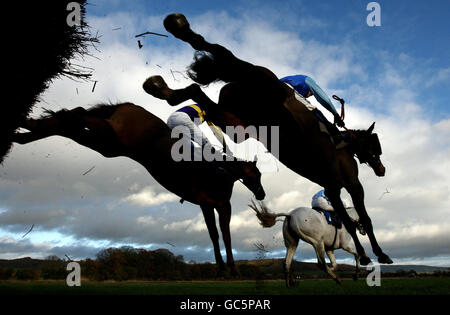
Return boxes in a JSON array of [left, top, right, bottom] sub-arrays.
[[124, 186, 178, 206], [0, 8, 449, 266]]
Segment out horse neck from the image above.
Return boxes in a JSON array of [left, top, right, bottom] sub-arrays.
[[342, 130, 364, 154]]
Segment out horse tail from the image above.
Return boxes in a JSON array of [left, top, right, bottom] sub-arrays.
[[187, 51, 221, 85], [249, 199, 290, 228]]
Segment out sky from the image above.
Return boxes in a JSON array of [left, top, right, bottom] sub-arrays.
[[0, 0, 449, 267]]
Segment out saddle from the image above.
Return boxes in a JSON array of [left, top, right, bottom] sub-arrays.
[[312, 207, 342, 229]]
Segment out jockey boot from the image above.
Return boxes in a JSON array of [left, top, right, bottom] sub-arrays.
[[312, 109, 341, 142], [331, 212, 342, 229]]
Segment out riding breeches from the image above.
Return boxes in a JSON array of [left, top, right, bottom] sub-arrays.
[[167, 111, 218, 161]]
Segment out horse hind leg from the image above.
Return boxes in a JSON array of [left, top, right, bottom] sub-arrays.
[[200, 205, 226, 273], [282, 218, 299, 288], [13, 107, 87, 145], [217, 202, 240, 277], [284, 244, 298, 288]]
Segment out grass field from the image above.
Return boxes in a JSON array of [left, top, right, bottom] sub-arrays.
[[1, 278, 449, 295]]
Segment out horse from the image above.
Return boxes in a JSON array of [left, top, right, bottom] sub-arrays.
[[12, 102, 266, 276], [250, 200, 364, 286], [142, 13, 393, 265]]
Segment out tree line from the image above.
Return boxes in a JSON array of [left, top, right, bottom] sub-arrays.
[[1, 246, 449, 281]]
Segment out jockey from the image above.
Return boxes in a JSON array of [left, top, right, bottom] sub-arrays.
[[166, 103, 232, 160], [280, 75, 345, 128], [311, 189, 334, 212], [311, 189, 344, 228]]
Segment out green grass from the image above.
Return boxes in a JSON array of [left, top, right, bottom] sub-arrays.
[[1, 278, 449, 295]]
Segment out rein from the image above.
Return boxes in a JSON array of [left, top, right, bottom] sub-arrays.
[[333, 95, 358, 140]]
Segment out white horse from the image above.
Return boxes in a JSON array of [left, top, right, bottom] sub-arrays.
[[250, 201, 365, 286]]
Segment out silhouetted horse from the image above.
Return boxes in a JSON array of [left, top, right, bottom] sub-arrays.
[[143, 13, 392, 265], [12, 103, 265, 276]]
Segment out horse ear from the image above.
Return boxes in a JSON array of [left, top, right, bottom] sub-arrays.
[[367, 122, 375, 134]]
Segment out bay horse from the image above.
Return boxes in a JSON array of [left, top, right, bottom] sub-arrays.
[[142, 13, 393, 265], [12, 103, 266, 276]]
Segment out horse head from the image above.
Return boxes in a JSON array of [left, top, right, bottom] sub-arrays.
[[238, 157, 266, 200], [352, 122, 386, 177]]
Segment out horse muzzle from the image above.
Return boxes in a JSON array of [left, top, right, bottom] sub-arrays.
[[254, 186, 266, 201], [374, 163, 386, 177]]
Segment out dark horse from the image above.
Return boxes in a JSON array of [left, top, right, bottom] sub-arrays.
[[142, 13, 393, 265], [12, 103, 266, 275]]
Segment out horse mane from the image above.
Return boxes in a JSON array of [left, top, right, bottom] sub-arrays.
[[40, 102, 125, 120], [338, 129, 368, 146], [87, 102, 123, 118], [187, 51, 222, 85]]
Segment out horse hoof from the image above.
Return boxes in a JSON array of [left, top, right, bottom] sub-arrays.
[[359, 254, 372, 266], [164, 13, 192, 40], [143, 76, 171, 99], [378, 253, 393, 264]]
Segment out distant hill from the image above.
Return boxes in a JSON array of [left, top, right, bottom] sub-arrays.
[[380, 265, 450, 273], [1, 254, 448, 280]]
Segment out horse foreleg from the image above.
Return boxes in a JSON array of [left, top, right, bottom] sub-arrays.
[[163, 14, 260, 81], [200, 205, 226, 272], [326, 250, 338, 272], [326, 187, 372, 266], [313, 242, 341, 285], [348, 182, 393, 264], [217, 202, 239, 277], [342, 241, 360, 280]]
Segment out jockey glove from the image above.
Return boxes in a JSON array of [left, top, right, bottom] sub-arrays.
[[334, 114, 345, 128]]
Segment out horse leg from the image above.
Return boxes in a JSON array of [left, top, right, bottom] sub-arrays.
[[282, 218, 299, 288], [216, 201, 239, 277], [342, 242, 360, 281], [12, 131, 47, 145], [164, 14, 280, 85], [312, 241, 341, 284], [13, 107, 88, 144], [325, 187, 372, 266], [284, 245, 297, 288], [347, 181, 393, 264], [14, 107, 122, 158], [326, 250, 338, 272], [200, 204, 226, 272], [144, 76, 227, 118]]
